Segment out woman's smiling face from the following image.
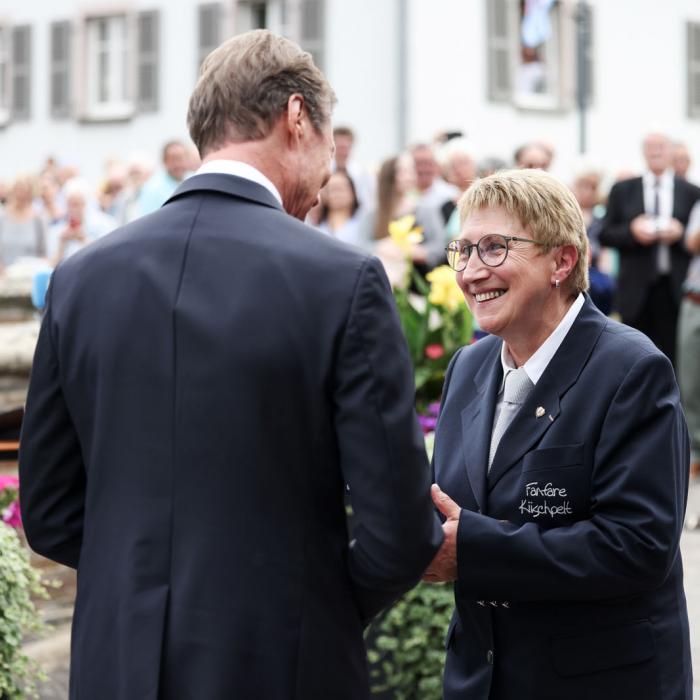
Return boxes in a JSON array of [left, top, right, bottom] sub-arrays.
[[457, 205, 558, 352]]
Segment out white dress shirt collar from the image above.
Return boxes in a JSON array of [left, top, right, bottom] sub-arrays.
[[195, 160, 283, 206], [500, 293, 585, 387]]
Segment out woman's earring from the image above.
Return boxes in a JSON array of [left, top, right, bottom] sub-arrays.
[[554, 279, 560, 288]]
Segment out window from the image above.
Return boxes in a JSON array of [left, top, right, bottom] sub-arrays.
[[486, 0, 586, 111], [0, 27, 9, 124], [50, 21, 71, 118], [688, 22, 700, 119], [11, 25, 31, 120], [235, 1, 268, 32], [84, 15, 131, 120], [198, 3, 222, 70], [137, 11, 159, 111]]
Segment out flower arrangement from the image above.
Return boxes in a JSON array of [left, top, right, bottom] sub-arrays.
[[387, 216, 473, 412]]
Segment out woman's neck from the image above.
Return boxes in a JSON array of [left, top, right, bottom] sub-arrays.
[[327, 208, 352, 231]]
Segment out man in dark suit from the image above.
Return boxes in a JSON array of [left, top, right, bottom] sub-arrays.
[[19, 30, 442, 700], [426, 169, 691, 699], [599, 131, 700, 365]]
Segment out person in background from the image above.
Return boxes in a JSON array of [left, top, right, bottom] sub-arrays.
[[412, 142, 459, 224], [478, 156, 508, 179], [441, 138, 479, 241], [332, 126, 375, 210], [120, 153, 155, 224], [137, 140, 190, 216], [366, 153, 445, 282], [0, 174, 46, 272], [513, 142, 550, 170], [46, 177, 117, 265], [427, 168, 691, 700], [98, 161, 128, 221], [673, 141, 691, 181], [316, 169, 364, 247], [36, 172, 64, 226], [599, 131, 700, 366], [677, 200, 700, 482], [571, 165, 614, 314]]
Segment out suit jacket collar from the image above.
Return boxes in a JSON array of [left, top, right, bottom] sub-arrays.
[[164, 173, 285, 213]]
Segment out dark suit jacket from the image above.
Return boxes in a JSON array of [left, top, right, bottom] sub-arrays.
[[19, 173, 442, 700], [598, 175, 700, 320], [433, 297, 691, 700]]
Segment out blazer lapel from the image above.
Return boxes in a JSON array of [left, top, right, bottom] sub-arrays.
[[487, 297, 607, 491], [460, 344, 502, 512]]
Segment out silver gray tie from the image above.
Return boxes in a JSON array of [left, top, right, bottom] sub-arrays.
[[488, 367, 534, 472]]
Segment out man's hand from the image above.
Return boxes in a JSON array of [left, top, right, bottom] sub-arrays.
[[423, 484, 460, 583], [630, 215, 657, 245], [658, 217, 684, 244]]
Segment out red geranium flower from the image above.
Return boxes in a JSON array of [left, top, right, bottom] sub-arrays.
[[425, 344, 445, 360]]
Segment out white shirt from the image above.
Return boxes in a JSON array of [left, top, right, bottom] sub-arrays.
[[491, 293, 585, 436], [643, 168, 674, 273], [195, 160, 283, 206], [643, 169, 673, 220]]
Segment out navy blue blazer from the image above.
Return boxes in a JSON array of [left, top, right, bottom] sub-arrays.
[[19, 173, 442, 700], [433, 297, 691, 700]]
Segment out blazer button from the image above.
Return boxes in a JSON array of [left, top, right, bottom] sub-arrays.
[[487, 650, 494, 665]]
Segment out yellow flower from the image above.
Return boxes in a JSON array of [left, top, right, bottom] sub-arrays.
[[426, 265, 463, 311], [388, 215, 424, 253]]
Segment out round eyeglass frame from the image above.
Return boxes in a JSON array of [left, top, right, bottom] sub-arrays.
[[445, 234, 544, 271]]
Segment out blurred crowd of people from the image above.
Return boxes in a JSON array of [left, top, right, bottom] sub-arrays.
[[0, 140, 198, 273], [0, 126, 698, 480]]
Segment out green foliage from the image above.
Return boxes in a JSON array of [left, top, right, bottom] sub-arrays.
[[367, 583, 455, 699], [0, 523, 48, 699]]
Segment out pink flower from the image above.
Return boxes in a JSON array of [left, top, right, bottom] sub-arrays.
[[2, 500, 22, 529], [425, 344, 445, 360], [0, 475, 19, 491]]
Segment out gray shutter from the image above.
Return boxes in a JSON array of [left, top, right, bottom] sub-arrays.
[[11, 25, 31, 120], [300, 0, 324, 70], [198, 3, 222, 71], [50, 21, 71, 118], [486, 0, 511, 102], [137, 10, 159, 112], [688, 22, 700, 119], [0, 28, 8, 114]]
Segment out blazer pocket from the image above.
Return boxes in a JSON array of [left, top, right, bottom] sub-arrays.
[[522, 443, 584, 472], [551, 620, 655, 677]]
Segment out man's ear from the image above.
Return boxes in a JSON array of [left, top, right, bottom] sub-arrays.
[[286, 94, 305, 141]]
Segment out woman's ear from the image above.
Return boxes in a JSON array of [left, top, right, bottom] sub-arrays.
[[553, 244, 578, 283]]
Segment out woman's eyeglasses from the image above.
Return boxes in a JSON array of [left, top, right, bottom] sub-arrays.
[[445, 234, 543, 271]]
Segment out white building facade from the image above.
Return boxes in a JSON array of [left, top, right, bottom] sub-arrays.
[[0, 0, 699, 184]]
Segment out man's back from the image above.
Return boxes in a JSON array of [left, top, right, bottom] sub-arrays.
[[20, 174, 442, 699]]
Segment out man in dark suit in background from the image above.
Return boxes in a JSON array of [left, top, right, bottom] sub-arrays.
[[599, 131, 700, 365], [19, 30, 442, 700]]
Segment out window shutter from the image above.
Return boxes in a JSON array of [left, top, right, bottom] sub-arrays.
[[11, 25, 31, 120], [50, 21, 71, 118], [300, 0, 324, 70], [688, 22, 700, 119], [198, 3, 222, 71], [0, 28, 9, 118], [137, 10, 159, 112], [486, 0, 512, 102]]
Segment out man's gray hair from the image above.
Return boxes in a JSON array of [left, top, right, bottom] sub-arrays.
[[187, 30, 336, 157]]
